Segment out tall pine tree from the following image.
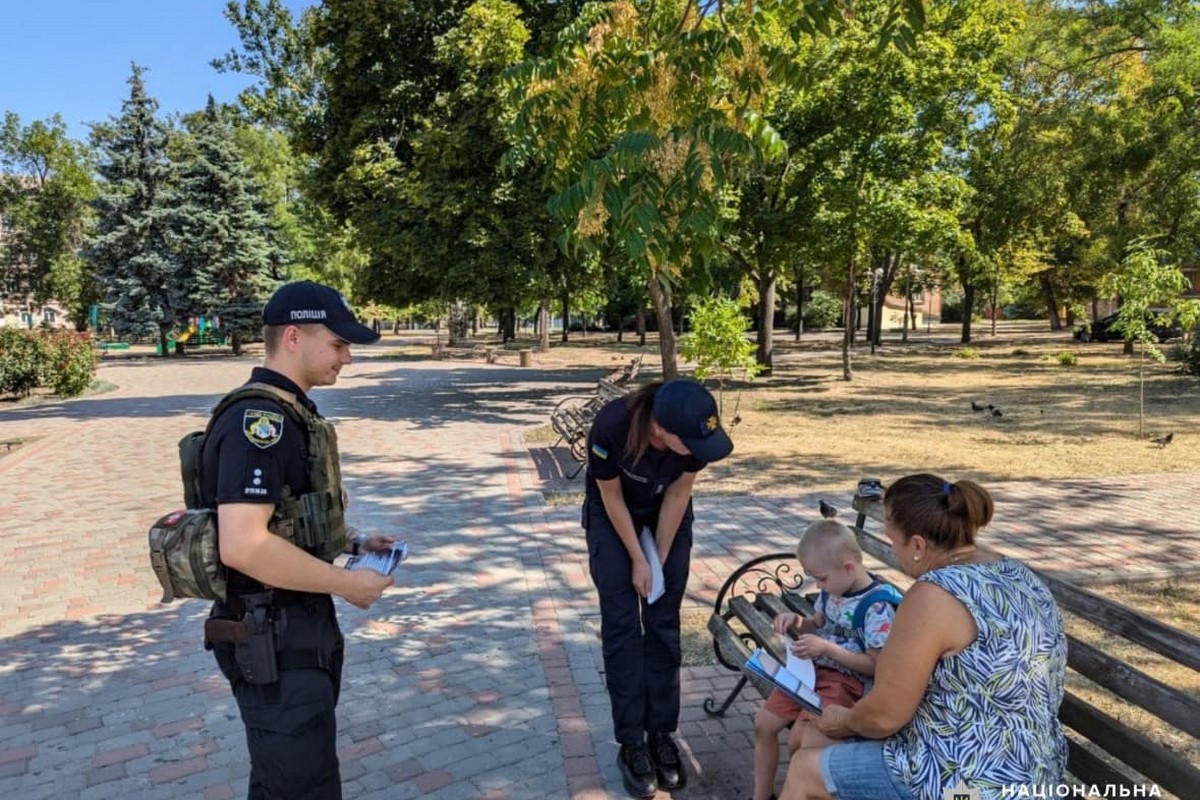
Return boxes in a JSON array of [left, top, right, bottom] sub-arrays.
[[87, 65, 181, 356], [174, 97, 280, 354]]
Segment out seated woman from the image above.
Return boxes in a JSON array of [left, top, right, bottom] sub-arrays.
[[780, 473, 1068, 800]]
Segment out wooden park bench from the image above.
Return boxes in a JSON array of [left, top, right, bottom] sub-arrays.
[[432, 343, 533, 365], [705, 488, 1200, 797], [548, 355, 643, 478]]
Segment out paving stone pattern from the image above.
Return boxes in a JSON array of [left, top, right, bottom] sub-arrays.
[[1, 356, 1196, 799]]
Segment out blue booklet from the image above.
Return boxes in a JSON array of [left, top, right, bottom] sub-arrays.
[[744, 649, 823, 715], [345, 540, 409, 576]]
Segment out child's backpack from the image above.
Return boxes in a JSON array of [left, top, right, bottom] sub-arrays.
[[850, 583, 904, 645]]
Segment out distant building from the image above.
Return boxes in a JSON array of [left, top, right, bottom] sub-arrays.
[[0, 211, 73, 329], [880, 285, 943, 329]]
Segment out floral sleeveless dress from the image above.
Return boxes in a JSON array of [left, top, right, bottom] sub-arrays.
[[883, 559, 1068, 800]]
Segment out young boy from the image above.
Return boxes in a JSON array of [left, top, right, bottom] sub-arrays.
[[749, 520, 899, 800]]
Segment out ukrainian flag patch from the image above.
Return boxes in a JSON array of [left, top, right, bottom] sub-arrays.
[[591, 443, 609, 460]]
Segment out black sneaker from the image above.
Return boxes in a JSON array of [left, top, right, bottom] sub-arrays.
[[618, 743, 658, 799], [649, 732, 686, 791]]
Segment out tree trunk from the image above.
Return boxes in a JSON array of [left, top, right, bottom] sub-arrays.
[[842, 257, 855, 381], [961, 277, 975, 345], [755, 270, 776, 375], [231, 330, 244, 356], [636, 308, 646, 347], [560, 290, 570, 342], [795, 273, 804, 342], [649, 274, 678, 380], [990, 275, 999, 336], [538, 300, 550, 353], [1040, 273, 1062, 331], [501, 307, 516, 342], [902, 283, 911, 343]]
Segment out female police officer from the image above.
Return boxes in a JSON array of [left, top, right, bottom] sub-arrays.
[[583, 378, 734, 798]]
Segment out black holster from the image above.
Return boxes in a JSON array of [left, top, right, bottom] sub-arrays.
[[233, 594, 279, 685]]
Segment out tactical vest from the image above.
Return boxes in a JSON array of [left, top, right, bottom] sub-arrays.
[[150, 382, 347, 603], [192, 381, 349, 560]]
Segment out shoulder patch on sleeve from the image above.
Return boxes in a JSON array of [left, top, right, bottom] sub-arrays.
[[243, 409, 284, 449], [591, 443, 609, 460]]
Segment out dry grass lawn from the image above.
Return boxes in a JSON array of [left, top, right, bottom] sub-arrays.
[[519, 323, 1200, 494]]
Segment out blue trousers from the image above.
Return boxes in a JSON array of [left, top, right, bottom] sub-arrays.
[[584, 499, 693, 745]]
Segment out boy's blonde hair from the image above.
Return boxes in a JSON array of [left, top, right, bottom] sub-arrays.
[[796, 519, 863, 567]]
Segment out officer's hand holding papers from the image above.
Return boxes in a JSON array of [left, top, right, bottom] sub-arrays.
[[346, 540, 409, 576]]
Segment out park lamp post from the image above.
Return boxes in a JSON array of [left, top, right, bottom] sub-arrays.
[[870, 268, 884, 355]]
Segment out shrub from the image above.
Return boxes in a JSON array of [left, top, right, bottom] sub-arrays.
[[953, 347, 981, 359], [800, 290, 842, 330], [1173, 338, 1200, 376], [44, 331, 98, 397], [0, 328, 98, 398], [0, 328, 45, 397], [1054, 351, 1078, 367]]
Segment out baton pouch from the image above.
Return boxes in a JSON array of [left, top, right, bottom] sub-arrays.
[[233, 604, 279, 685]]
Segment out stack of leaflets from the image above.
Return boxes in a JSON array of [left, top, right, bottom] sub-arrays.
[[345, 540, 409, 576], [638, 527, 665, 604], [744, 648, 823, 715]]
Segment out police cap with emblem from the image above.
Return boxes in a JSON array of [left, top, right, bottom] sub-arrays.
[[652, 379, 734, 463], [263, 280, 380, 345]]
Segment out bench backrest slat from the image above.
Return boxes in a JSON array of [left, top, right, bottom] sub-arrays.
[[728, 596, 787, 665], [1060, 692, 1200, 797], [852, 496, 1200, 671], [1066, 739, 1138, 792], [1066, 636, 1200, 740]]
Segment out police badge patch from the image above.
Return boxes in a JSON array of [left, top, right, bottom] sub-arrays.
[[243, 409, 284, 448]]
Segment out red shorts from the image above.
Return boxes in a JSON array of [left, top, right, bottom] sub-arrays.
[[761, 666, 864, 722]]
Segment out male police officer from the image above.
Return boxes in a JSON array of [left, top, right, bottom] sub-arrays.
[[203, 281, 392, 799]]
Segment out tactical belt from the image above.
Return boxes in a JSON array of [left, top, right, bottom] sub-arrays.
[[204, 618, 332, 672]]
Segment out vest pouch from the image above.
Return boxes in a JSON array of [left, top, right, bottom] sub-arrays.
[[178, 431, 206, 509], [148, 508, 227, 602]]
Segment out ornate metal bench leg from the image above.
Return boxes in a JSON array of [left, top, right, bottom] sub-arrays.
[[704, 675, 748, 717]]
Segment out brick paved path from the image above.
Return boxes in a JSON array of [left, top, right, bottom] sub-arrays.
[[1, 356, 1196, 799]]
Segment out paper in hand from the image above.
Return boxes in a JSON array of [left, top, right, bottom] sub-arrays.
[[346, 540, 409, 576], [783, 638, 817, 691], [638, 528, 665, 604]]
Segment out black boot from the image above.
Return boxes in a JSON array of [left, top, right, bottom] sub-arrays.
[[618, 743, 658, 799], [649, 732, 686, 791]]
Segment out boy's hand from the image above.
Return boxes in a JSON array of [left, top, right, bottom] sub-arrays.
[[773, 612, 800, 635], [791, 633, 829, 659]]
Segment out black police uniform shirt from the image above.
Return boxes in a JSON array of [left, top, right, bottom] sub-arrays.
[[201, 366, 315, 597], [584, 397, 707, 513]]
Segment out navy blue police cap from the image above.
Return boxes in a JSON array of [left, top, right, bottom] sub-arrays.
[[262, 281, 380, 345], [651, 379, 734, 463]]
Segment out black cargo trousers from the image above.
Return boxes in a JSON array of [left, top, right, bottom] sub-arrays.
[[210, 593, 345, 800], [583, 498, 694, 746]]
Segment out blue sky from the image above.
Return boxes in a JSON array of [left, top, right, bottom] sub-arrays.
[[1, 1, 312, 140]]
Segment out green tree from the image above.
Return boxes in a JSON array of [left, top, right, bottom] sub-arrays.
[[679, 294, 759, 417], [87, 65, 182, 357], [174, 97, 282, 353], [0, 113, 97, 327], [1097, 240, 1200, 439]]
